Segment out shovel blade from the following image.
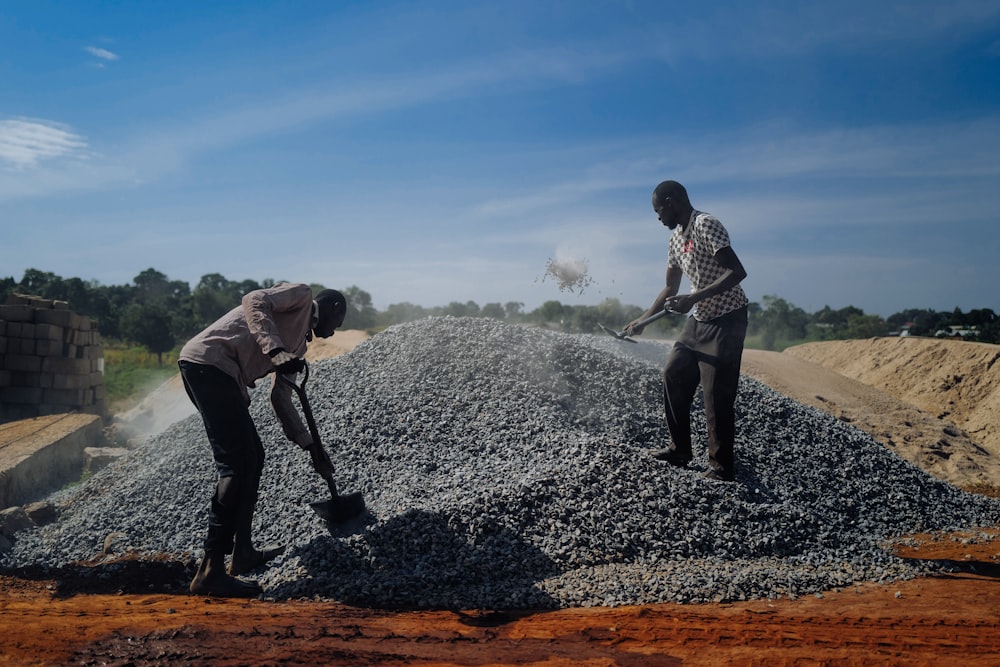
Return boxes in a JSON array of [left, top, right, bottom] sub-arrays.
[[599, 323, 637, 343], [310, 491, 367, 524]]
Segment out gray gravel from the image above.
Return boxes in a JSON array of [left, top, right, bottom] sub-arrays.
[[3, 316, 999, 608]]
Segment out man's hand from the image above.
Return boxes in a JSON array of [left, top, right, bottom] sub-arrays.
[[272, 350, 306, 375], [307, 442, 336, 477], [624, 319, 645, 337], [665, 294, 695, 314]]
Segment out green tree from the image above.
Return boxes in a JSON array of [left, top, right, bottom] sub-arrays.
[[886, 308, 947, 336], [378, 302, 428, 327], [443, 301, 480, 318], [754, 295, 808, 350], [845, 313, 887, 339], [0, 276, 16, 302], [191, 273, 246, 330], [341, 285, 377, 329], [504, 301, 524, 320], [481, 302, 506, 320], [534, 300, 567, 326], [120, 302, 176, 366], [17, 268, 61, 296]]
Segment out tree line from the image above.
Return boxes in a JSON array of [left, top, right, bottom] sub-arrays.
[[3, 268, 998, 362]]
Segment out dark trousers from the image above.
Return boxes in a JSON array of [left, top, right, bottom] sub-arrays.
[[179, 361, 265, 556], [662, 306, 748, 477]]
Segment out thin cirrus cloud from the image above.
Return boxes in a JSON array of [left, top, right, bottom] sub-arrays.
[[0, 119, 88, 168], [84, 46, 119, 61]]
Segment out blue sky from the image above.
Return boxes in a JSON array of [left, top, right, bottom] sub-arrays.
[[2, 1, 999, 317]]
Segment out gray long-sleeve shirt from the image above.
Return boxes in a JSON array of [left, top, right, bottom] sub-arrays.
[[179, 282, 316, 447]]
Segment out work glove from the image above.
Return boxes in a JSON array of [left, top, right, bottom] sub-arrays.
[[307, 442, 336, 478], [271, 349, 305, 375]]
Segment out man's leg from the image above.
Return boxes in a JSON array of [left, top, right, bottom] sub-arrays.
[[699, 308, 748, 481], [656, 319, 702, 464], [179, 361, 263, 597], [229, 431, 284, 576]]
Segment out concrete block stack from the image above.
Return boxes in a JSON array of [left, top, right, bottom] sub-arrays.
[[0, 294, 106, 422]]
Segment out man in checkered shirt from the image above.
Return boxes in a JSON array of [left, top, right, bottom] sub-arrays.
[[626, 180, 749, 482]]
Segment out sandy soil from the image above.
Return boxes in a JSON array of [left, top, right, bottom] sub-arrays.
[[2, 332, 1000, 666]]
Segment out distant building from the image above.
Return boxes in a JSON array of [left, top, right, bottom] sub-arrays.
[[934, 325, 979, 340]]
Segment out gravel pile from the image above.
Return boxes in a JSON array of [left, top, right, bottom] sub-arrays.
[[4, 316, 999, 608]]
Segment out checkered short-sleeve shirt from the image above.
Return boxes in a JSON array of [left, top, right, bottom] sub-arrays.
[[668, 211, 748, 322]]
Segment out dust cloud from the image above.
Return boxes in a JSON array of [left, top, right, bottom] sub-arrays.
[[541, 256, 593, 294]]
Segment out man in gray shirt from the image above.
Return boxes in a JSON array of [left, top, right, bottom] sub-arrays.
[[179, 282, 346, 597]]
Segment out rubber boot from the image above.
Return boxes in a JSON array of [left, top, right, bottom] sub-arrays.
[[229, 539, 285, 577], [190, 549, 262, 598]]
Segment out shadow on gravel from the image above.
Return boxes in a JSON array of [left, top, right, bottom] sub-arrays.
[[895, 556, 1000, 580], [1, 556, 196, 598], [267, 508, 560, 610]]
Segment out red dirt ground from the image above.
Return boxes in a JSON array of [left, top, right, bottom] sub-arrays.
[[1, 529, 998, 666]]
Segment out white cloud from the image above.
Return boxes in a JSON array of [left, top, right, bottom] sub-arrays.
[[0, 119, 88, 168], [85, 46, 119, 61]]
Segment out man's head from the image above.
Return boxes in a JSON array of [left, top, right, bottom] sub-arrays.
[[651, 180, 692, 230], [313, 289, 347, 338]]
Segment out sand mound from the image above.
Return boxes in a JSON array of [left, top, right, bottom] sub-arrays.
[[786, 338, 1000, 458]]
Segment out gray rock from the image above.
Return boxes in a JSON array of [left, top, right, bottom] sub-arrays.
[[2, 316, 998, 609]]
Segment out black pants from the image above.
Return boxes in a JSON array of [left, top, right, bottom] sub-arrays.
[[179, 361, 265, 556], [662, 306, 748, 478]]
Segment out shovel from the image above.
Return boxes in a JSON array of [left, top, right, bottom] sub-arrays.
[[600, 306, 678, 343], [279, 363, 366, 524]]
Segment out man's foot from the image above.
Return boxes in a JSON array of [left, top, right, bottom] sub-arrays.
[[652, 447, 691, 467], [229, 544, 285, 576], [702, 469, 734, 482], [190, 572, 262, 598]]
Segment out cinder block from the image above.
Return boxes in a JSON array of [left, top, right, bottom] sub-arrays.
[[52, 373, 90, 390], [18, 338, 36, 354], [42, 388, 86, 406], [0, 507, 33, 537], [34, 339, 62, 357], [8, 371, 30, 386], [3, 354, 42, 373], [41, 357, 90, 375], [24, 502, 57, 525], [7, 322, 23, 337], [33, 309, 76, 328], [0, 386, 43, 404], [36, 323, 63, 341], [0, 370, 10, 387], [84, 447, 128, 474], [0, 304, 33, 322]]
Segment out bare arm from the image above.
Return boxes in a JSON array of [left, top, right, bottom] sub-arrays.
[[270, 372, 313, 448]]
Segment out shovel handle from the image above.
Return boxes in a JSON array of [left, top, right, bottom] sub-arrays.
[[602, 306, 677, 342], [278, 363, 341, 496]]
